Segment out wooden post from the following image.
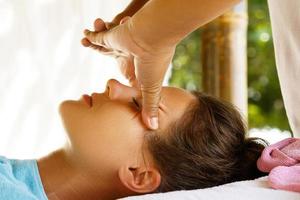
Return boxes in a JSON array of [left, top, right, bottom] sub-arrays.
[[201, 1, 248, 118]]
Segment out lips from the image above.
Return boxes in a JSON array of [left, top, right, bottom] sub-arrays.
[[82, 94, 92, 107]]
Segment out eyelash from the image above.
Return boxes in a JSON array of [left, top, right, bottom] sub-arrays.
[[132, 97, 140, 110]]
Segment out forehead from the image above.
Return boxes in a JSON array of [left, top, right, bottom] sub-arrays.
[[91, 86, 196, 131], [160, 87, 195, 103], [158, 87, 196, 129]]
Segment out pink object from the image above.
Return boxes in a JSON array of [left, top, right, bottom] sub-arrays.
[[269, 166, 300, 193], [257, 137, 300, 193]]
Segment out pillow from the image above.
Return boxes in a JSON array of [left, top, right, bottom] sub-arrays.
[[120, 177, 300, 200]]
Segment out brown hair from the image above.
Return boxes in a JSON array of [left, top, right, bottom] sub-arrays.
[[146, 91, 268, 192]]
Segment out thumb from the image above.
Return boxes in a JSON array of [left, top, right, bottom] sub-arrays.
[[141, 84, 162, 130], [84, 29, 106, 47]]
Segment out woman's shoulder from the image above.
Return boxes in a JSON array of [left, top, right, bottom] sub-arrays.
[[0, 156, 48, 200]]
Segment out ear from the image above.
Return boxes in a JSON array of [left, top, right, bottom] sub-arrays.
[[118, 165, 161, 194]]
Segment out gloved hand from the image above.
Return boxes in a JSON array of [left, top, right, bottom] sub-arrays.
[[82, 18, 175, 130]]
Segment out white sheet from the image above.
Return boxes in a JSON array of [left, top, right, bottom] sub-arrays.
[[0, 0, 128, 158], [121, 176, 300, 200], [0, 0, 175, 159]]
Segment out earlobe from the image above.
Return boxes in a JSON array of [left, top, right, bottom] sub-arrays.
[[118, 165, 161, 194]]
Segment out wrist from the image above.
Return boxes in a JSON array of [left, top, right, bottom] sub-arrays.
[[127, 17, 179, 55]]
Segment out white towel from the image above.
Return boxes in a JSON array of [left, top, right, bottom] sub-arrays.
[[120, 176, 300, 200]]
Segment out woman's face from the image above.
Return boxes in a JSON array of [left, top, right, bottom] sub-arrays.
[[59, 79, 195, 172]]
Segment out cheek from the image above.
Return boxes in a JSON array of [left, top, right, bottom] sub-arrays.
[[60, 101, 146, 169], [79, 121, 145, 169]]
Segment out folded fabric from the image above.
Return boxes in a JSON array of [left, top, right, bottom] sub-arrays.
[[269, 166, 300, 193], [257, 137, 300, 193]]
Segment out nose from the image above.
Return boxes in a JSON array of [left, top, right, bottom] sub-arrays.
[[106, 79, 140, 102]]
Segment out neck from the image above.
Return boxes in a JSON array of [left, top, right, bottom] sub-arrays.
[[37, 148, 124, 200]]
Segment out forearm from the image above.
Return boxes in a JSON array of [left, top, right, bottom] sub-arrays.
[[130, 0, 241, 48]]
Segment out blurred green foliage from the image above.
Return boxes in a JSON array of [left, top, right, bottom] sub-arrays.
[[169, 29, 201, 91], [169, 0, 290, 131]]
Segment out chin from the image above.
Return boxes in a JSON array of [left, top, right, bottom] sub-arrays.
[[59, 100, 72, 117], [58, 100, 71, 129], [58, 99, 88, 134], [59, 100, 80, 127]]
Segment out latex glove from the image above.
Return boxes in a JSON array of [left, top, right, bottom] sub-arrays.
[[82, 18, 175, 130]]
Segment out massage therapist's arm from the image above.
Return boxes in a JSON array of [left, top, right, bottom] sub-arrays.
[[130, 0, 241, 47], [83, 0, 241, 130]]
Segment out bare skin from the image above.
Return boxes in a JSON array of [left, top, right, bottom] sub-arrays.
[[82, 0, 241, 130], [38, 150, 124, 200], [37, 79, 195, 200]]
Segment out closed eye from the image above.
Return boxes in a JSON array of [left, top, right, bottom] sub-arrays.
[[131, 97, 167, 113], [132, 97, 141, 111]]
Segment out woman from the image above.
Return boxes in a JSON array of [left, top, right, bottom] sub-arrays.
[[0, 79, 266, 200]]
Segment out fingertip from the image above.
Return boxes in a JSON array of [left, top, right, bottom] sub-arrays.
[[149, 117, 159, 130], [81, 38, 91, 47], [142, 110, 159, 130], [94, 18, 105, 24], [84, 29, 91, 36], [94, 18, 106, 32]]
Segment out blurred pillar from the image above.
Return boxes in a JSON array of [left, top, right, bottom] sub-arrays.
[[201, 1, 248, 118]]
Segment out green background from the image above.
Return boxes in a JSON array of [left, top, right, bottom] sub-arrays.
[[169, 0, 290, 131]]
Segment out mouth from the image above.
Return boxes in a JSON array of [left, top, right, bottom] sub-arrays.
[[82, 94, 93, 107]]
